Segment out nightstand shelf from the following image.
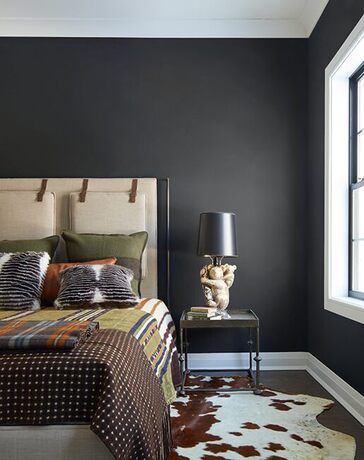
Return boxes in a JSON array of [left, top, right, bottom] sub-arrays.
[[179, 309, 262, 395]]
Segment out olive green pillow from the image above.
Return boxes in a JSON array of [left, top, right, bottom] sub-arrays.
[[62, 230, 148, 295], [0, 236, 60, 261]]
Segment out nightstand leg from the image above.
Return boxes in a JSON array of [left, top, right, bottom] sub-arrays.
[[248, 327, 253, 377], [184, 329, 190, 375], [254, 325, 262, 394], [179, 327, 186, 396]]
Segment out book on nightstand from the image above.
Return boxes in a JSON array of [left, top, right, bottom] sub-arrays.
[[186, 307, 222, 320], [190, 307, 217, 314]]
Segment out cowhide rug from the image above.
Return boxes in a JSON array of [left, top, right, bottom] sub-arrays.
[[170, 375, 356, 460]]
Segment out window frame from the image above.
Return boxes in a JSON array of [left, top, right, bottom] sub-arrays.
[[349, 62, 364, 301], [324, 12, 364, 325]]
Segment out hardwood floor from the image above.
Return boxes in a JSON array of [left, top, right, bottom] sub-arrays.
[[261, 370, 364, 460]]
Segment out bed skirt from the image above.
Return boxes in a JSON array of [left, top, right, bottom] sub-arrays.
[[0, 425, 114, 460]]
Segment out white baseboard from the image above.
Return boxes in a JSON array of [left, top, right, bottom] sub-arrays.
[[187, 351, 308, 371], [186, 351, 364, 426], [306, 353, 364, 426]]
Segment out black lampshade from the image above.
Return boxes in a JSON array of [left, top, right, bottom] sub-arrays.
[[197, 212, 238, 257]]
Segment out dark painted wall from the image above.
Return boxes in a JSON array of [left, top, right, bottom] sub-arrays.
[[0, 38, 307, 353], [307, 0, 364, 394]]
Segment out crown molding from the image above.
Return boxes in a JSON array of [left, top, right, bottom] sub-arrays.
[[299, 0, 330, 36], [0, 15, 322, 38], [0, 0, 330, 38]]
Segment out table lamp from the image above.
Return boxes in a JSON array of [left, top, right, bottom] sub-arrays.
[[197, 212, 238, 315]]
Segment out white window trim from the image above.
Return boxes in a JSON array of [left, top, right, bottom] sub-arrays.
[[325, 13, 364, 324]]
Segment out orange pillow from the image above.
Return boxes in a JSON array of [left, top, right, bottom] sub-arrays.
[[41, 258, 117, 306]]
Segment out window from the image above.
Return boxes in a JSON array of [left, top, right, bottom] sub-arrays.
[[325, 13, 364, 324], [350, 63, 364, 300]]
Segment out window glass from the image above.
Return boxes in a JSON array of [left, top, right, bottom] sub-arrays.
[[352, 187, 364, 240], [350, 64, 364, 297], [358, 132, 364, 180], [358, 76, 364, 132], [352, 241, 364, 292]]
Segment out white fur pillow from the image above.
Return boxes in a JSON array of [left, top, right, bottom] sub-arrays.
[[0, 252, 50, 310]]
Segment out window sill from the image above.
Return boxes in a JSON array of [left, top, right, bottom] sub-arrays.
[[324, 296, 364, 324]]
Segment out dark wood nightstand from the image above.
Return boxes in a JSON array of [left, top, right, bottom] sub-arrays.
[[179, 309, 262, 395]]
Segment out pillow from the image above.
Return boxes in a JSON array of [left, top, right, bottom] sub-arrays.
[[0, 252, 50, 311], [0, 236, 60, 262], [54, 264, 140, 310], [41, 257, 117, 306], [62, 231, 148, 295]]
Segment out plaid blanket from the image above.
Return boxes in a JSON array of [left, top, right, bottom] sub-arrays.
[[0, 329, 171, 459], [0, 320, 98, 351]]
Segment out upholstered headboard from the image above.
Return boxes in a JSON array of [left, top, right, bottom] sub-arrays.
[[0, 178, 158, 298]]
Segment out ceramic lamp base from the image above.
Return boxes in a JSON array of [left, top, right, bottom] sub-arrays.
[[200, 263, 237, 311]]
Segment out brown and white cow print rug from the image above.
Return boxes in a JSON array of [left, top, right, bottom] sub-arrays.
[[170, 375, 356, 460]]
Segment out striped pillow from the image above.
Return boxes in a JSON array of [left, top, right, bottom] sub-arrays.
[[0, 252, 50, 310], [54, 264, 140, 310]]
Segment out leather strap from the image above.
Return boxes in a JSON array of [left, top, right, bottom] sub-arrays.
[[36, 179, 48, 202], [129, 178, 138, 203], [79, 179, 89, 202]]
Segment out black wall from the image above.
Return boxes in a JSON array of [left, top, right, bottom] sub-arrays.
[[307, 0, 364, 394], [0, 38, 307, 353]]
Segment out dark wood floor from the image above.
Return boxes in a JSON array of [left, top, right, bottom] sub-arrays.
[[204, 370, 363, 459], [260, 370, 364, 460]]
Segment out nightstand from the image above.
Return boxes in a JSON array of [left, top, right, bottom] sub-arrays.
[[179, 309, 262, 395]]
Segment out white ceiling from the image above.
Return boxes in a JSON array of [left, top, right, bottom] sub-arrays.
[[0, 0, 330, 38]]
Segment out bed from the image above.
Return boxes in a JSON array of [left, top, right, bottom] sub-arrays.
[[0, 178, 178, 460]]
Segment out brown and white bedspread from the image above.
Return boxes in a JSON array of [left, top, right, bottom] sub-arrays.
[[0, 329, 171, 459], [0, 298, 178, 460]]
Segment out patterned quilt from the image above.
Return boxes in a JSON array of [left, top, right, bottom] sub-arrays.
[[0, 329, 171, 459], [0, 298, 179, 405], [0, 298, 180, 459]]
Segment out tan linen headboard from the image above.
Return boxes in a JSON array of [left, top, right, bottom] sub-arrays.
[[0, 178, 157, 298]]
